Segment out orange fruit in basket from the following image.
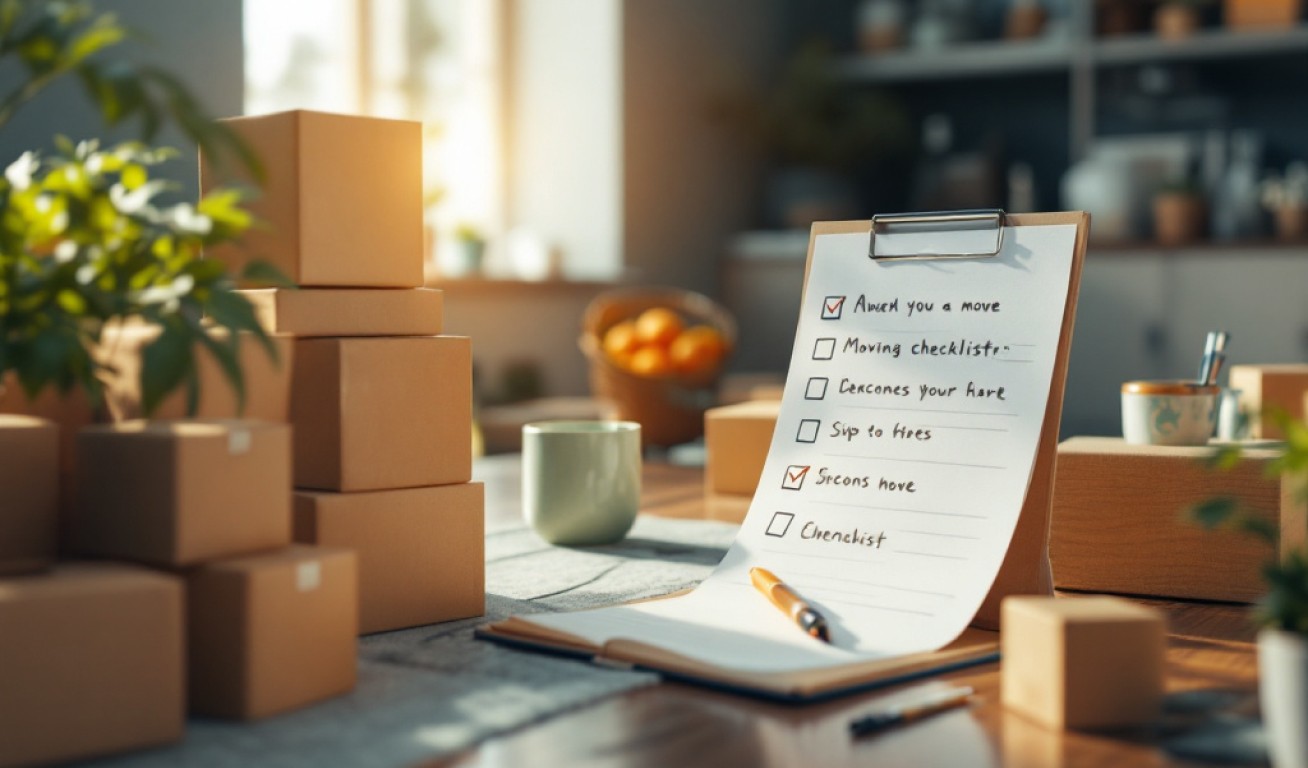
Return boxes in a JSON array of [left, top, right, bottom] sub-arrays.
[[602, 320, 641, 359], [669, 325, 727, 375], [633, 307, 683, 347], [628, 346, 673, 377]]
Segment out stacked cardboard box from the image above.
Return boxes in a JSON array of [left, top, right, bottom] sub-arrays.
[[67, 420, 359, 721], [204, 109, 486, 635]]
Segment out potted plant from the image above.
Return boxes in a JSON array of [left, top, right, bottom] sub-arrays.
[[1156, 0, 1213, 39], [1, 1, 279, 418], [1262, 162, 1308, 242], [1194, 420, 1308, 768], [1153, 179, 1208, 245], [721, 42, 912, 229], [0, 0, 284, 574]]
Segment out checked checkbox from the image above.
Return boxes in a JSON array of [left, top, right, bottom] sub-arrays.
[[765, 511, 795, 538], [795, 419, 820, 443], [782, 464, 810, 490], [804, 377, 829, 400], [822, 295, 846, 320], [812, 338, 836, 360]]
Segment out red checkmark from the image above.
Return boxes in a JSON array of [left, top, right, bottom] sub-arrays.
[[824, 296, 845, 315], [785, 465, 810, 484]]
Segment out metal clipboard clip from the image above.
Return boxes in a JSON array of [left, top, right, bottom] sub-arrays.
[[868, 209, 1007, 261]]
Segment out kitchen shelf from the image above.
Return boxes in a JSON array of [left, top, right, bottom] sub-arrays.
[[837, 24, 1308, 85], [835, 38, 1071, 83], [1093, 24, 1308, 67]]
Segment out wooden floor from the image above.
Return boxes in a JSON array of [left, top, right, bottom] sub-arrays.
[[445, 456, 1261, 768]]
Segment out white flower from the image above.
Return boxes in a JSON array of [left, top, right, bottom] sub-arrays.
[[169, 203, 213, 235], [5, 152, 38, 190], [53, 241, 78, 263]]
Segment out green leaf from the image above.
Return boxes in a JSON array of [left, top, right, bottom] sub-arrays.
[[194, 326, 244, 416], [1189, 497, 1240, 530], [139, 319, 192, 416], [240, 259, 295, 289]]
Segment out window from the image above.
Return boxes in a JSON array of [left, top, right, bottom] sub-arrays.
[[243, 0, 505, 268]]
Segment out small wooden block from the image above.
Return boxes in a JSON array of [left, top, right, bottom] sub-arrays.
[[1230, 364, 1308, 439], [1001, 596, 1165, 730], [704, 400, 779, 496], [240, 288, 443, 338], [1050, 437, 1306, 602]]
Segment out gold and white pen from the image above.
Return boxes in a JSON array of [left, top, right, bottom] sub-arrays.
[[750, 566, 831, 643]]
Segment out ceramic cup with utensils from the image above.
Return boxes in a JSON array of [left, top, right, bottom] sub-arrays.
[[522, 421, 641, 545], [1121, 380, 1219, 446]]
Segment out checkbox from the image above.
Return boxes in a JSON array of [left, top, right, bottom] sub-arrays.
[[813, 338, 836, 360], [822, 295, 846, 320], [796, 419, 820, 443], [766, 511, 795, 538], [804, 377, 829, 400], [782, 464, 810, 490]]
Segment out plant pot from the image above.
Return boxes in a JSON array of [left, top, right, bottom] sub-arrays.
[[1225, 0, 1303, 29], [1275, 204, 1308, 241], [1156, 3, 1202, 39], [1259, 628, 1308, 768], [1153, 193, 1208, 245]]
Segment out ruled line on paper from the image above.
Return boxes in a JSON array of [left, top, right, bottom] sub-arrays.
[[809, 500, 988, 520], [894, 550, 970, 561], [841, 405, 1019, 417], [822, 453, 1006, 470], [898, 529, 981, 541], [775, 569, 955, 598], [921, 424, 1009, 432], [757, 547, 892, 565]]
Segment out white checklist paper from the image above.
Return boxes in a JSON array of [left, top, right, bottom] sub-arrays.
[[529, 223, 1077, 673]]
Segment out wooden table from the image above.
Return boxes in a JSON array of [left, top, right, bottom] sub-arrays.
[[442, 457, 1261, 767]]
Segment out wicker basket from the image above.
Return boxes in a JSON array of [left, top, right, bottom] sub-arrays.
[[580, 287, 737, 447]]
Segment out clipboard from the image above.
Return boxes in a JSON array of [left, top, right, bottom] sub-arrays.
[[478, 209, 1090, 700], [805, 210, 1089, 630]]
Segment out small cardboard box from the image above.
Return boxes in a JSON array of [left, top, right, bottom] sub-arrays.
[[705, 400, 780, 496], [1001, 596, 1165, 730], [201, 109, 424, 288], [0, 562, 184, 767], [0, 376, 96, 478], [0, 416, 58, 575], [71, 420, 292, 567], [241, 287, 443, 338], [188, 545, 358, 720], [294, 483, 484, 634], [1230, 364, 1308, 439], [1051, 437, 1306, 602], [292, 336, 472, 491], [101, 323, 293, 423]]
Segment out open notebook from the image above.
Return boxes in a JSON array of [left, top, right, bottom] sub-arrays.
[[479, 213, 1086, 703]]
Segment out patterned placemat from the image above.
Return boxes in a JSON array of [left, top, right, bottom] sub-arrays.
[[90, 515, 739, 767]]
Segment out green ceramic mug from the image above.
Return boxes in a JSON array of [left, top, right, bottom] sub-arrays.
[[522, 421, 641, 546]]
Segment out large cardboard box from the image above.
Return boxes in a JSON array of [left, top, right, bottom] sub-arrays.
[[101, 323, 293, 422], [0, 376, 96, 478], [1051, 437, 1307, 602], [294, 483, 484, 634], [292, 336, 472, 491], [201, 109, 424, 288], [1230, 364, 1308, 439], [241, 287, 443, 338], [0, 562, 184, 766], [1001, 596, 1165, 730], [0, 416, 58, 575], [71, 420, 292, 567], [704, 400, 780, 496], [188, 545, 358, 719]]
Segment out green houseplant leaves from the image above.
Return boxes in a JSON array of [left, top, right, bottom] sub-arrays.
[[0, 0, 288, 417]]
